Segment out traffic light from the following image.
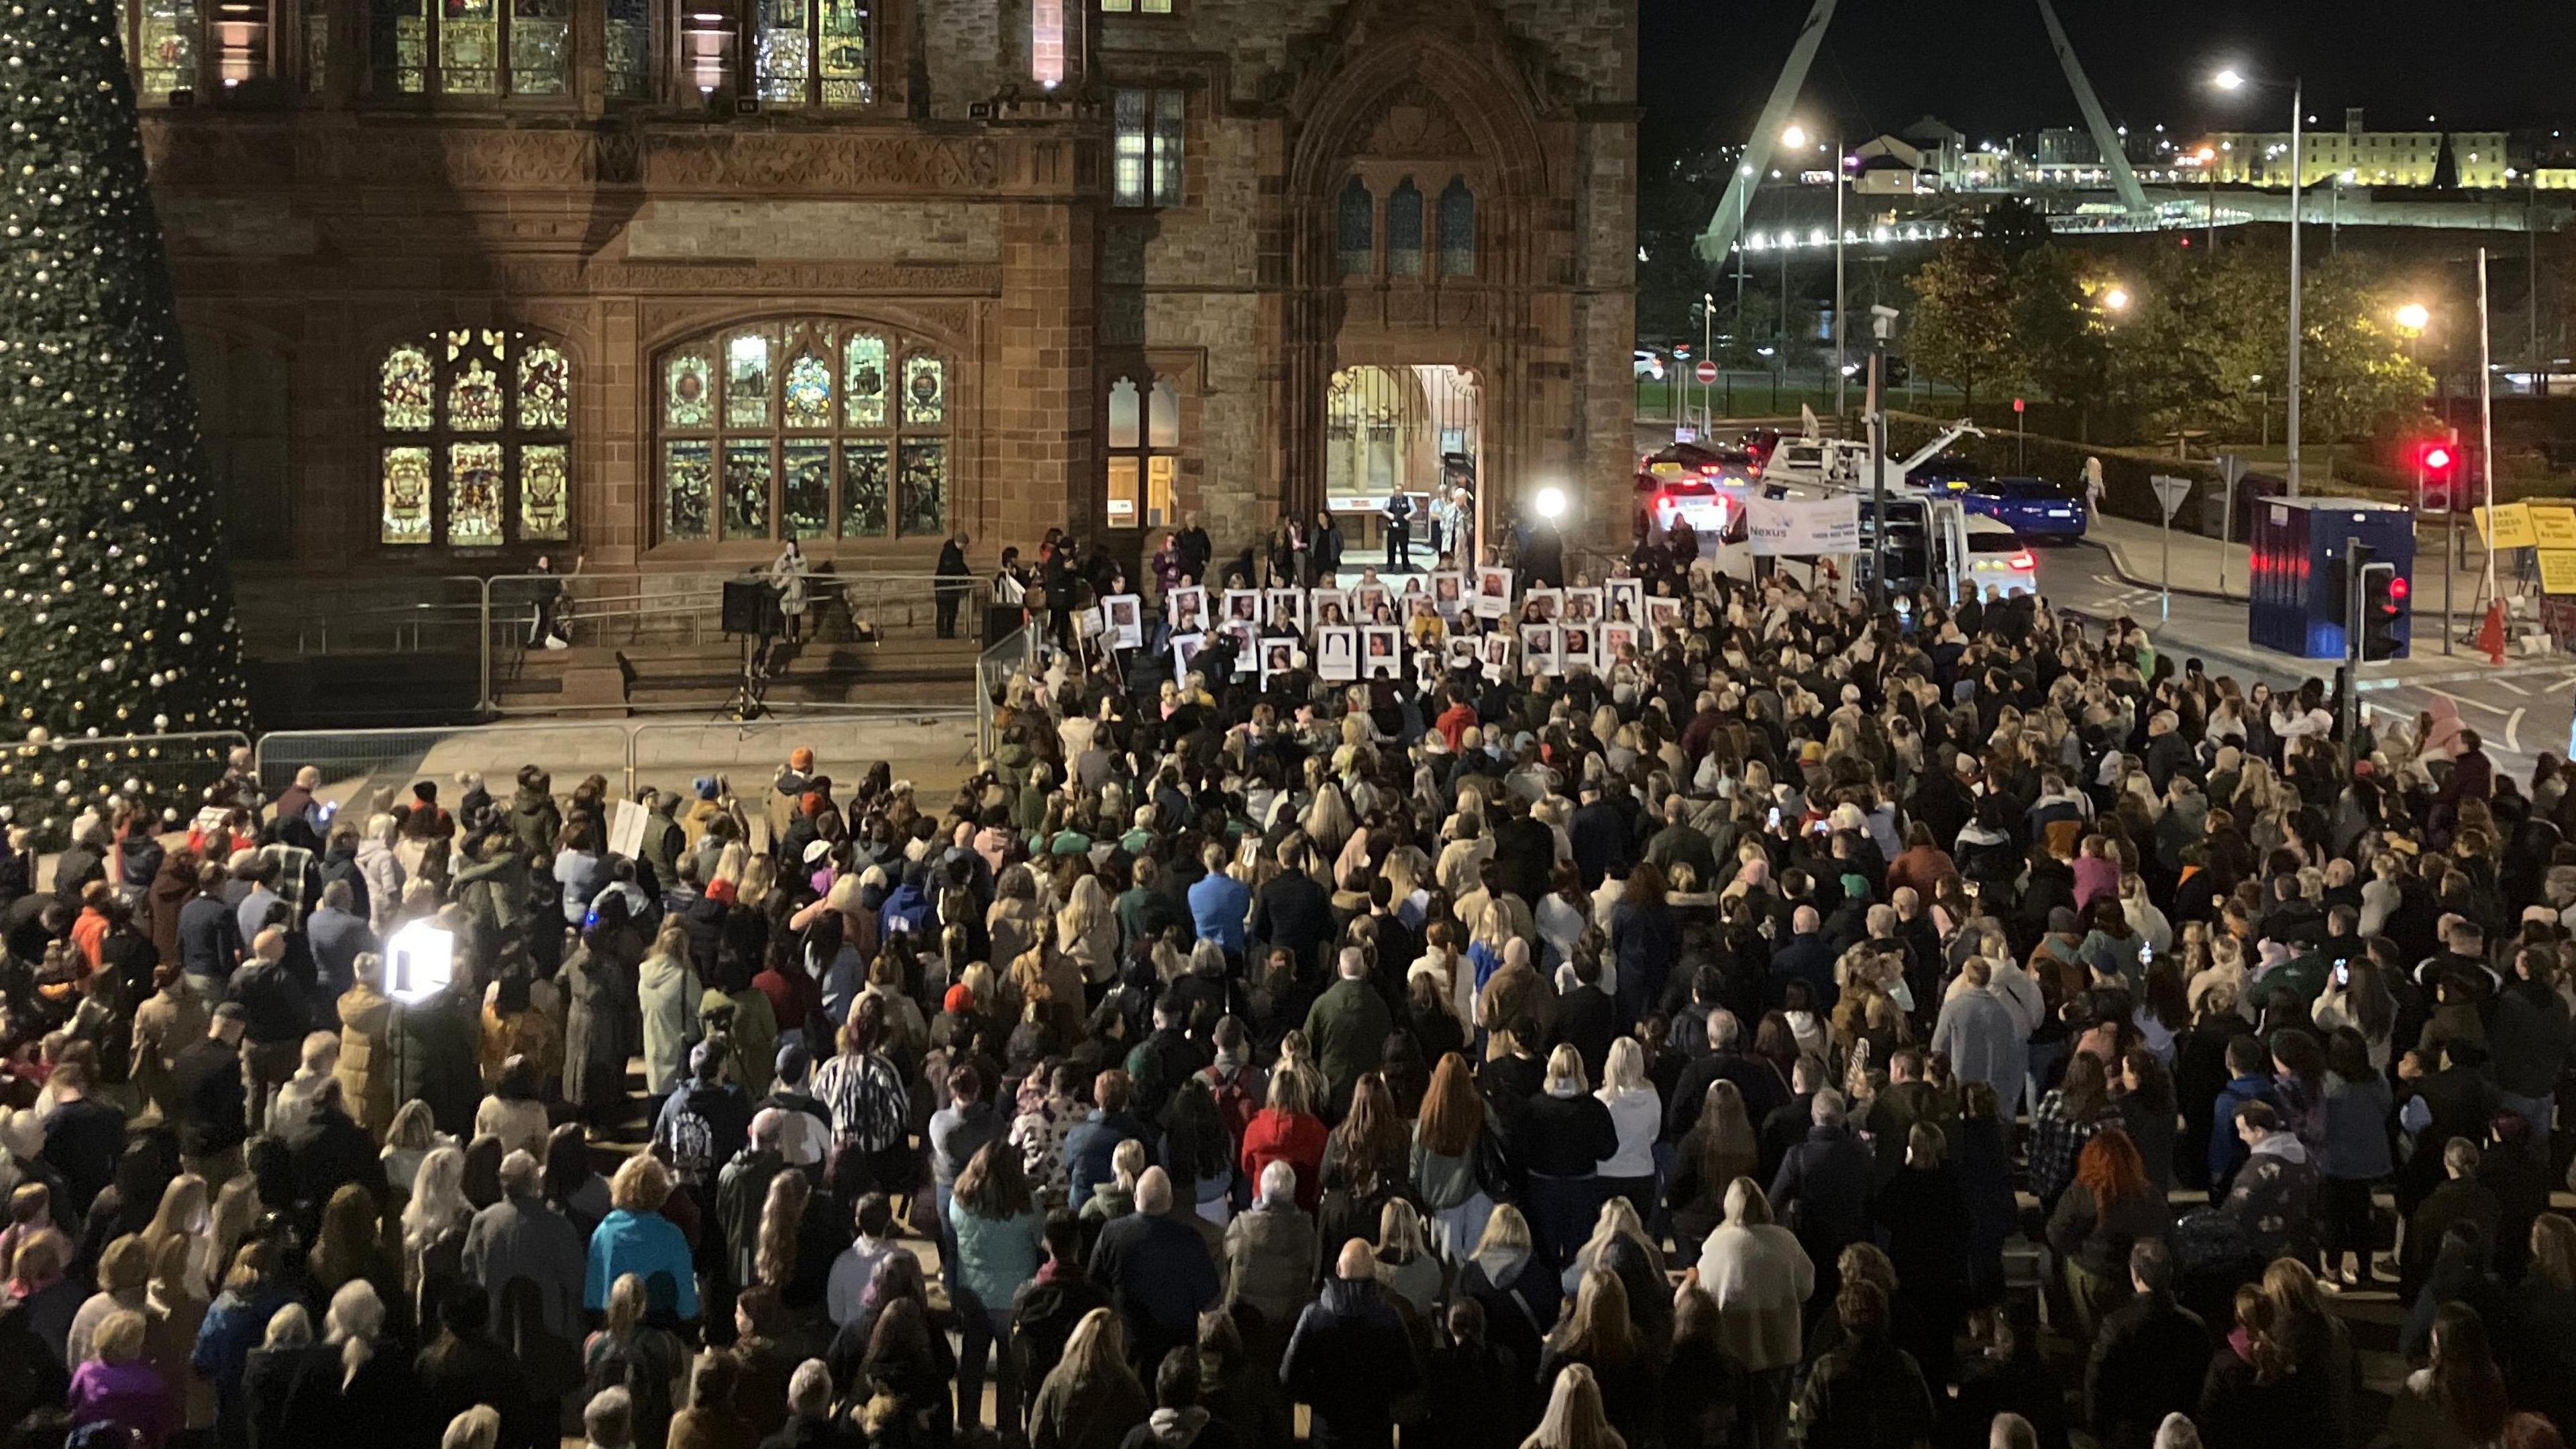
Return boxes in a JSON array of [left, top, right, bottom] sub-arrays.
[[2418, 440, 2457, 513], [2360, 560, 2406, 661]]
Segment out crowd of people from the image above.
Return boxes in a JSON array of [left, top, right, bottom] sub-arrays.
[[4, 520, 2576, 1449]]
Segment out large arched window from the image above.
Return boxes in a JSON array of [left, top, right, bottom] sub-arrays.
[[1387, 178, 1424, 276], [753, 0, 871, 105], [370, 0, 570, 95], [655, 321, 948, 547], [378, 329, 573, 547]]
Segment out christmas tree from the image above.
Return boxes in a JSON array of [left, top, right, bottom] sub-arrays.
[[0, 0, 252, 843]]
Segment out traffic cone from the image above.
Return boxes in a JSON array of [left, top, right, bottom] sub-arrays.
[[2477, 601, 2508, 664]]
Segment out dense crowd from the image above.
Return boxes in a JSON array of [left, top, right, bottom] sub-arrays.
[[5, 522, 2576, 1449]]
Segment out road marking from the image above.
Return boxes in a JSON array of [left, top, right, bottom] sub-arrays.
[[2510, 708, 2526, 753], [2426, 688, 2517, 720], [2495, 680, 2530, 697]]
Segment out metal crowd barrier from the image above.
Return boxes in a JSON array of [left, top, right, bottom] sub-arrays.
[[1, 729, 252, 838]]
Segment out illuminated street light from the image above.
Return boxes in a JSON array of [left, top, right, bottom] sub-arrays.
[[2102, 286, 2132, 311], [2212, 68, 2245, 91], [1533, 486, 1568, 521], [2395, 303, 2430, 333], [1782, 123, 1807, 150]]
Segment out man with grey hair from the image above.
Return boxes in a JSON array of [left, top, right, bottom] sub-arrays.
[[1303, 945, 1391, 1116], [1667, 1006, 1788, 1138], [1770, 1085, 1873, 1305], [462, 1147, 588, 1342], [761, 1360, 837, 1449], [581, 1387, 633, 1449]]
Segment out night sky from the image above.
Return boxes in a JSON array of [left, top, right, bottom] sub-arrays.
[[1639, 0, 2576, 154]]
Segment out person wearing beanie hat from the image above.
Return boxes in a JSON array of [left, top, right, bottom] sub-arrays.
[[651, 1040, 753, 1190], [756, 1042, 831, 1169]]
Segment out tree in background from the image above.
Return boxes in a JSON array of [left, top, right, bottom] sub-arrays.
[[0, 0, 250, 841], [1978, 196, 2055, 261], [2297, 255, 2438, 443], [1905, 224, 2015, 411], [2010, 248, 2117, 439]]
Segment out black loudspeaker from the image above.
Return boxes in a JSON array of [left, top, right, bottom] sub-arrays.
[[722, 580, 777, 636]]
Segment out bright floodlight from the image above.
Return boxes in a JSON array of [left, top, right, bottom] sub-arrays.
[[1781, 124, 1807, 150], [386, 920, 456, 1006], [2103, 286, 2132, 311], [1534, 486, 1569, 521], [2212, 68, 2246, 91], [2394, 303, 2430, 332]]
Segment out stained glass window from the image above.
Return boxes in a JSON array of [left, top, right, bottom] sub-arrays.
[[1338, 178, 1374, 276], [782, 441, 832, 539], [521, 444, 570, 541], [725, 333, 772, 429], [378, 331, 574, 547], [902, 356, 945, 427], [449, 442, 506, 545], [304, 5, 325, 93], [665, 354, 714, 429], [659, 324, 949, 547], [843, 335, 888, 429], [519, 342, 570, 430], [448, 358, 503, 431], [842, 442, 888, 537], [133, 0, 199, 101], [818, 0, 869, 105], [382, 447, 434, 543], [509, 0, 569, 93], [898, 441, 947, 539], [1388, 179, 1424, 276], [1108, 378, 1140, 449], [380, 345, 435, 430], [755, 0, 809, 102], [724, 440, 773, 539], [372, 0, 428, 91], [664, 441, 714, 541], [1152, 90, 1185, 206], [783, 351, 833, 429], [1438, 177, 1476, 278], [439, 0, 499, 92], [602, 0, 648, 97]]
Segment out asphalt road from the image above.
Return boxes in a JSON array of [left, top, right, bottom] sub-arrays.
[[2032, 541, 2576, 777]]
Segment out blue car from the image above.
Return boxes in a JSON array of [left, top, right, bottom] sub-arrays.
[[1959, 476, 2088, 538]]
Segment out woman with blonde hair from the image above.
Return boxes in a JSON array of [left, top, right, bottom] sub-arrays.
[[1519, 1044, 1618, 1273], [1593, 1036, 1660, 1223], [67, 1307, 172, 1448], [1373, 1199, 1443, 1316], [400, 1144, 474, 1297], [637, 917, 700, 1099], [380, 1098, 449, 1197], [590, 1154, 700, 1324], [1055, 873, 1120, 991], [66, 1234, 153, 1370], [309, 1278, 413, 1436], [1693, 1178, 1813, 1449], [1521, 1362, 1627, 1449], [1538, 1269, 1652, 1449], [583, 1273, 686, 1449], [138, 1174, 211, 1297], [334, 952, 396, 1138], [1027, 1306, 1148, 1449]]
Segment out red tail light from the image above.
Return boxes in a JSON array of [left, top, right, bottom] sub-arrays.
[[2010, 551, 2035, 570]]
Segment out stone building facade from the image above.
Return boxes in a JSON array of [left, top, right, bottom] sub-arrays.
[[136, 0, 1637, 600]]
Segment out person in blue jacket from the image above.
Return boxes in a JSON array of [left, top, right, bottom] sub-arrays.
[[584, 1153, 699, 1324], [2206, 1032, 2279, 1199]]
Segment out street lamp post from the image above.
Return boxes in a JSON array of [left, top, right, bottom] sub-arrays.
[[2199, 146, 2217, 252], [1833, 132, 1847, 426], [1702, 291, 1715, 434], [2213, 67, 2304, 496]]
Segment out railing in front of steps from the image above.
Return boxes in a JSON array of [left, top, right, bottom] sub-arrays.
[[239, 567, 993, 717]]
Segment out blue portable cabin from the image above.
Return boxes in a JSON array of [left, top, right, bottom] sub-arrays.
[[2246, 498, 2416, 659]]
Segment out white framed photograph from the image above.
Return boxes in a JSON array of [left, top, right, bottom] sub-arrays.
[[1265, 588, 1305, 633], [1317, 626, 1359, 682], [1474, 566, 1515, 619], [1606, 577, 1644, 626], [1354, 582, 1393, 621], [1258, 639, 1297, 688], [1562, 587, 1603, 625], [1361, 625, 1403, 679], [1481, 631, 1515, 682], [1430, 571, 1468, 620], [1103, 594, 1144, 650], [1226, 619, 1261, 672], [1560, 623, 1597, 673], [1445, 637, 1483, 676], [1166, 586, 1208, 633], [1522, 586, 1562, 623], [1602, 621, 1640, 664], [1222, 589, 1263, 627], [1643, 594, 1682, 646], [1170, 631, 1205, 678], [1523, 623, 1562, 676], [1310, 588, 1353, 629]]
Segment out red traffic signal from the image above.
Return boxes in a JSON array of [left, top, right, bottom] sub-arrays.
[[2390, 576, 2410, 602], [2421, 443, 2455, 473]]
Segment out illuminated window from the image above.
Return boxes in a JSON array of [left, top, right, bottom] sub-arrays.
[[656, 321, 950, 546], [378, 330, 573, 547], [756, 0, 870, 104], [1105, 374, 1180, 530], [602, 0, 649, 96], [1098, 0, 1171, 12], [368, 0, 568, 94], [1030, 0, 1063, 86], [1113, 89, 1185, 207], [119, 0, 201, 101]]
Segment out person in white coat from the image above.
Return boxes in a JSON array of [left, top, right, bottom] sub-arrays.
[[1695, 1177, 1814, 1449]]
